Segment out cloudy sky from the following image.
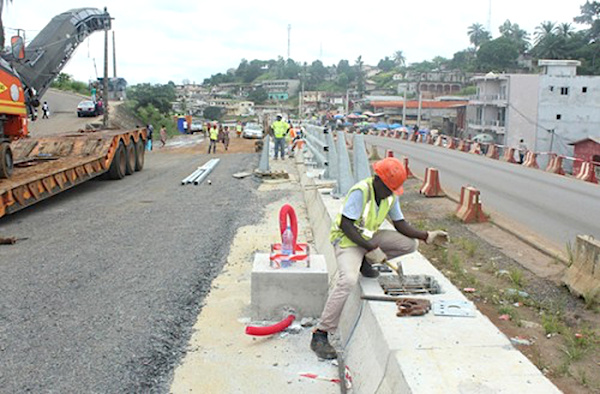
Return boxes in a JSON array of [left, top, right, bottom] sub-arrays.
[[4, 1, 585, 85]]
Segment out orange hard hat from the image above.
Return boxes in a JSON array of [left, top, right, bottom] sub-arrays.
[[372, 157, 407, 195]]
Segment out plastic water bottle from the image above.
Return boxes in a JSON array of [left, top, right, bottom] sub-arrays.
[[282, 225, 294, 256]]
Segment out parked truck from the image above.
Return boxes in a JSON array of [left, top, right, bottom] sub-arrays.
[[0, 8, 146, 219]]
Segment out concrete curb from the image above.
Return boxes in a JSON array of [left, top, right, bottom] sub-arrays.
[[295, 151, 561, 394]]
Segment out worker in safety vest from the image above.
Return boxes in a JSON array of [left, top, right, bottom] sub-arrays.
[[270, 114, 289, 160], [208, 122, 219, 154], [236, 122, 243, 138], [286, 124, 297, 157], [310, 157, 449, 359]]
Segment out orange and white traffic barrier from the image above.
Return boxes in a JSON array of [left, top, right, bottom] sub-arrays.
[[410, 132, 418, 142], [434, 136, 443, 146], [501, 147, 518, 164], [575, 161, 598, 184], [403, 157, 415, 178], [522, 151, 539, 169], [425, 135, 434, 144], [401, 131, 408, 140], [457, 139, 468, 152], [468, 142, 482, 155], [419, 167, 445, 197], [485, 144, 499, 159], [545, 154, 565, 175], [456, 186, 488, 223], [446, 138, 456, 150]]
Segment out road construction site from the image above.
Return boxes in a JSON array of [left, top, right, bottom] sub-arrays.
[[1, 105, 600, 393]]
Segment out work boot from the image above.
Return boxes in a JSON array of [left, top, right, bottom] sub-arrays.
[[360, 258, 380, 278], [310, 330, 337, 359]]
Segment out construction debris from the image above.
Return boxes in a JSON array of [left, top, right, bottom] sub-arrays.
[[254, 170, 289, 179], [232, 172, 252, 179], [0, 237, 18, 245]]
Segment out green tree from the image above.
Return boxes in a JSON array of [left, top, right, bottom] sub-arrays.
[[467, 23, 491, 49], [377, 56, 395, 72], [498, 20, 530, 54], [203, 106, 224, 121], [450, 49, 476, 71], [476, 37, 520, 71], [534, 21, 556, 45], [127, 83, 176, 114], [574, 1, 600, 41], [248, 87, 268, 104], [393, 50, 406, 67]]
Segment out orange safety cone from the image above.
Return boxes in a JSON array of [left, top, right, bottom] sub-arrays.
[[419, 168, 445, 197], [455, 186, 488, 223], [403, 157, 415, 179]]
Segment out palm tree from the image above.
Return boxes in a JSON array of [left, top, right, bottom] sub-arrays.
[[393, 50, 406, 67], [556, 23, 574, 38], [534, 21, 556, 45], [0, 0, 13, 49], [468, 23, 491, 49]]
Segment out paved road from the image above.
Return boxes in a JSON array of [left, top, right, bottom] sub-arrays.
[[29, 89, 101, 137], [0, 149, 264, 392], [366, 135, 600, 248]]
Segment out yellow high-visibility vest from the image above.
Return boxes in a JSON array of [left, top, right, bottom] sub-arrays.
[[329, 177, 396, 248], [271, 120, 289, 138], [210, 127, 219, 141]]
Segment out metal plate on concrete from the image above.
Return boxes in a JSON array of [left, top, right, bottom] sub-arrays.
[[379, 274, 442, 296], [433, 300, 476, 317]]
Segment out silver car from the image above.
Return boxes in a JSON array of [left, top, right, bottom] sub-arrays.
[[242, 123, 264, 139]]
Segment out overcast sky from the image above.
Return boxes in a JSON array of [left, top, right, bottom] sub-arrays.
[[4, 1, 586, 85]]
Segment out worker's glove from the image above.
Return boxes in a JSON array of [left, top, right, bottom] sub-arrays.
[[426, 230, 449, 246], [365, 247, 387, 265]]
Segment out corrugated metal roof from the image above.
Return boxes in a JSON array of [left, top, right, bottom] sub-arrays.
[[371, 100, 468, 109]]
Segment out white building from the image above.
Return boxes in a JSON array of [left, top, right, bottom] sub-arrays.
[[468, 60, 600, 166]]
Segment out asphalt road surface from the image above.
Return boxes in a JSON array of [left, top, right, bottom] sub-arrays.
[[0, 149, 267, 392], [366, 135, 600, 248], [29, 89, 101, 137]]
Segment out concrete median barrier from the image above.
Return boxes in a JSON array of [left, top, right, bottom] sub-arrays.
[[575, 161, 598, 184], [564, 235, 600, 298], [522, 151, 539, 169], [545, 154, 565, 175], [456, 186, 488, 223], [485, 144, 499, 159], [419, 167, 445, 197]]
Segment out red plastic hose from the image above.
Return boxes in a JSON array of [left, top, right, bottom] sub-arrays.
[[245, 314, 296, 336], [279, 204, 298, 250]]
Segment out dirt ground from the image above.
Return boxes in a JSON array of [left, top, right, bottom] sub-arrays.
[[399, 178, 600, 393]]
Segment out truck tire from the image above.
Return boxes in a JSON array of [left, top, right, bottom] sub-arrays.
[[108, 141, 126, 180], [0, 142, 13, 179], [125, 138, 135, 175], [135, 138, 145, 171]]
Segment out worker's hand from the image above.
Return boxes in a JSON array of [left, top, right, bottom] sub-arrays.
[[365, 247, 387, 265], [426, 230, 449, 246]]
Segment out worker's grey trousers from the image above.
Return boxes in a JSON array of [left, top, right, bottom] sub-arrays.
[[274, 137, 285, 159], [317, 230, 417, 333]]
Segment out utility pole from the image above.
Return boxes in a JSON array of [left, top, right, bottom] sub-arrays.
[[402, 83, 407, 126], [416, 91, 423, 128], [112, 31, 117, 78], [287, 24, 291, 59], [102, 7, 110, 128]]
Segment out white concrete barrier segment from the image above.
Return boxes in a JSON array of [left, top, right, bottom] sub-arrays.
[[298, 154, 561, 393]]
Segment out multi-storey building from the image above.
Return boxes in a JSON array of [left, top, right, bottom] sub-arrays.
[[467, 60, 600, 166]]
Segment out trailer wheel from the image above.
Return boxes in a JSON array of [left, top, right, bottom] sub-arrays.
[[108, 141, 126, 180], [0, 142, 13, 179], [125, 138, 136, 175], [135, 138, 145, 171]]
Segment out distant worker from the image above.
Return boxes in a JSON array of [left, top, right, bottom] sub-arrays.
[[518, 138, 527, 164], [310, 157, 448, 359], [270, 114, 290, 160], [146, 124, 154, 151], [236, 121, 243, 138], [208, 122, 219, 154], [222, 126, 230, 151], [159, 125, 167, 148], [286, 124, 297, 157], [91, 86, 97, 102], [42, 101, 50, 119]]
